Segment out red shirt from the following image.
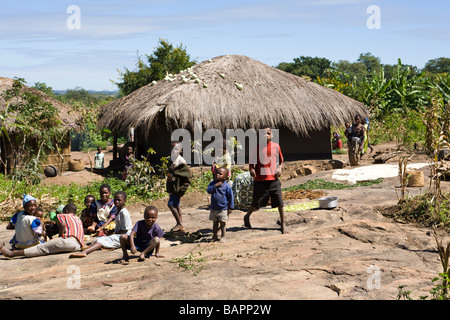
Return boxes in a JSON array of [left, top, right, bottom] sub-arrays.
[[249, 141, 284, 181]]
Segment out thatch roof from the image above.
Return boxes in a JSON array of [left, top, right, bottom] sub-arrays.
[[0, 77, 81, 130], [98, 55, 368, 137]]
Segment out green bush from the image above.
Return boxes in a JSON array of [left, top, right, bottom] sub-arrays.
[[382, 193, 450, 229], [369, 111, 426, 148]]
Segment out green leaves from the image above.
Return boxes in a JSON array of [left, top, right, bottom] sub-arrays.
[[115, 39, 197, 97], [0, 78, 68, 183], [276, 56, 332, 80]]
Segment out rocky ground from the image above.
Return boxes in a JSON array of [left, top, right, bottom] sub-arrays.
[[1, 143, 449, 301]]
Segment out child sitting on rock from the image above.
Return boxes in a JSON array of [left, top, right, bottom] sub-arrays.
[[119, 206, 164, 263], [6, 194, 44, 250], [70, 191, 132, 258]]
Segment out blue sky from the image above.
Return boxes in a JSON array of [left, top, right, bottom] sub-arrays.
[[1, 0, 449, 91]]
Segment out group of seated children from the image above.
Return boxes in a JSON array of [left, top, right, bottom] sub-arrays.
[[1, 186, 164, 263], [1, 195, 85, 259], [1, 141, 236, 261], [72, 186, 164, 262]]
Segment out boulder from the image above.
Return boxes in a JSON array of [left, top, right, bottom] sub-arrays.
[[323, 160, 345, 170], [303, 165, 317, 175]]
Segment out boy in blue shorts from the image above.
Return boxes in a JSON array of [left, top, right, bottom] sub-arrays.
[[207, 167, 234, 242], [119, 206, 164, 262]]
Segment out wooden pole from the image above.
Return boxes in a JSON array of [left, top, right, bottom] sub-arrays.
[[113, 132, 118, 161]]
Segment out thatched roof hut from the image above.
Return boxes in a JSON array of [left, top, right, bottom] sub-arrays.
[[0, 77, 82, 173], [0, 77, 80, 126], [98, 55, 368, 164]]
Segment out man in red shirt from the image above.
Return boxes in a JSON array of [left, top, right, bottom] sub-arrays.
[[244, 126, 287, 234]]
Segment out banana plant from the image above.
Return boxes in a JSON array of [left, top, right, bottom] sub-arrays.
[[387, 59, 427, 114], [361, 69, 391, 117]]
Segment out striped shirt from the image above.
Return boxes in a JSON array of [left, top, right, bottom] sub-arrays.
[[57, 213, 85, 246]]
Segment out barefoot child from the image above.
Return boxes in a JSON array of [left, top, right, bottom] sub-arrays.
[[207, 167, 234, 242], [244, 126, 287, 234], [167, 142, 191, 233], [119, 206, 164, 262], [70, 191, 132, 258]]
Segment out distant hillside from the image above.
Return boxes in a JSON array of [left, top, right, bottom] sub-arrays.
[[53, 89, 118, 96]]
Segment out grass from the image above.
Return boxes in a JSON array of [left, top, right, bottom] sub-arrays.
[[283, 178, 383, 192], [0, 175, 166, 221], [379, 193, 450, 230], [170, 244, 207, 276]]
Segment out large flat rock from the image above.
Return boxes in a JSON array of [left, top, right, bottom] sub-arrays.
[[1, 164, 448, 301]]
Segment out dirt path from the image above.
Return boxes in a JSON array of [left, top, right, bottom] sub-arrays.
[[0, 143, 448, 301]]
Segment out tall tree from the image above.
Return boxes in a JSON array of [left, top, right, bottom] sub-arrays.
[[357, 52, 381, 74], [276, 56, 332, 80], [332, 59, 368, 83], [115, 39, 196, 97], [423, 57, 450, 74]]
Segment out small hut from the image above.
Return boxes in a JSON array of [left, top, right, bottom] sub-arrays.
[[98, 55, 368, 165], [0, 77, 81, 174]]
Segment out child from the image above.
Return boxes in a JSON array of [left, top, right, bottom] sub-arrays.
[[81, 195, 95, 234], [207, 167, 234, 242], [166, 142, 191, 233], [122, 145, 134, 180], [119, 206, 164, 263], [244, 126, 286, 234], [46, 204, 64, 240], [69, 191, 132, 258], [34, 207, 44, 221], [344, 122, 352, 141], [94, 147, 105, 172], [33, 208, 47, 242], [6, 194, 44, 250], [211, 138, 233, 180], [350, 115, 366, 155], [88, 184, 117, 236], [1, 203, 84, 259], [332, 132, 342, 151]]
